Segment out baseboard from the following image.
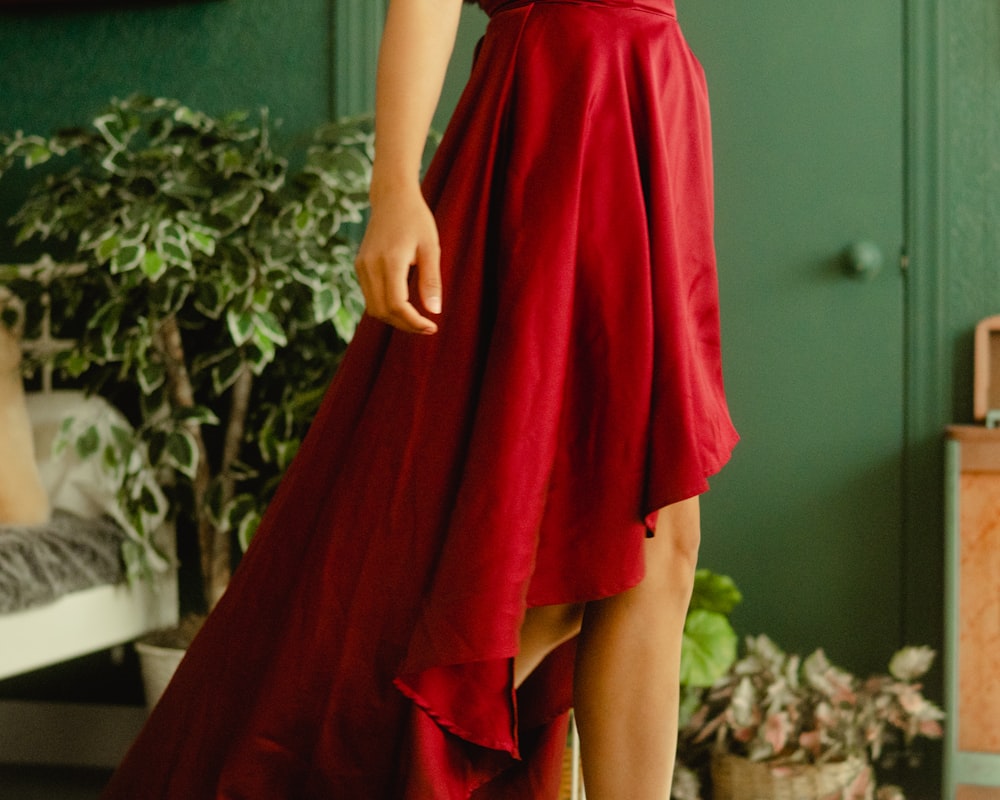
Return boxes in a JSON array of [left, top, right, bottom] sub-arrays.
[[0, 700, 145, 768]]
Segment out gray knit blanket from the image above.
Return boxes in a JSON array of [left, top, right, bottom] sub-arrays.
[[0, 510, 125, 615]]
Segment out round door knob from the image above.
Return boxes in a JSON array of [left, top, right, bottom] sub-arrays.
[[843, 241, 884, 279]]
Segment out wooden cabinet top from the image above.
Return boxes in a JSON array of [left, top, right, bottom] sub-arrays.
[[947, 424, 1000, 472]]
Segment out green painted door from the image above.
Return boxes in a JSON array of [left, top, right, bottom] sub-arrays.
[[679, 1, 906, 672]]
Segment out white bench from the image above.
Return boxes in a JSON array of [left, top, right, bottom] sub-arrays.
[[0, 257, 178, 766]]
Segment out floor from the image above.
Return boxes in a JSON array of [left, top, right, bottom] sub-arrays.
[[0, 753, 581, 800], [0, 765, 111, 800]]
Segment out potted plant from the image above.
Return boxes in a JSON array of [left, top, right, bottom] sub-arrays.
[[676, 634, 945, 800], [0, 95, 374, 633]]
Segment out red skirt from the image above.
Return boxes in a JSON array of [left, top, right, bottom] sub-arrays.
[[102, 0, 737, 797]]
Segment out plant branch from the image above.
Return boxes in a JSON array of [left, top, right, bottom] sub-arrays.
[[220, 366, 252, 494], [156, 314, 230, 610]]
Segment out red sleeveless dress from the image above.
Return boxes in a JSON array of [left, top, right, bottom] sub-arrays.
[[101, 0, 737, 797]]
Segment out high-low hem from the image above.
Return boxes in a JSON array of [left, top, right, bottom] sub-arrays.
[[100, 0, 736, 797]]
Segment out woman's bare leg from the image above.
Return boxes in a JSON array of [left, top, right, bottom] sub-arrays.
[[514, 602, 586, 687], [573, 496, 701, 799]]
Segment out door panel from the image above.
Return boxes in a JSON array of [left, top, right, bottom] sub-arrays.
[[678, 1, 905, 672]]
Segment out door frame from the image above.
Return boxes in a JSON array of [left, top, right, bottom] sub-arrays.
[[332, 0, 387, 117], [902, 0, 947, 655]]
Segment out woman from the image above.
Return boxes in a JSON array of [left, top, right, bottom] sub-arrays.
[[102, 0, 737, 797]]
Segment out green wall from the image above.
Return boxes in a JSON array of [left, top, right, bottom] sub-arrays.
[[0, 0, 335, 258], [434, 5, 488, 133], [942, 1, 1000, 423], [0, 0, 333, 135]]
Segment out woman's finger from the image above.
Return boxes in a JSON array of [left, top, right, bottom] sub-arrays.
[[381, 264, 438, 335], [417, 239, 443, 316]]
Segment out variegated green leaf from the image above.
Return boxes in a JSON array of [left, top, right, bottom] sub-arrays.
[[139, 482, 162, 514], [165, 429, 199, 479], [188, 229, 216, 256], [226, 307, 255, 346], [138, 360, 165, 394], [61, 351, 90, 377], [251, 287, 273, 310], [140, 250, 167, 280], [236, 510, 261, 553], [174, 405, 221, 427], [110, 424, 134, 452], [212, 187, 263, 227], [94, 230, 121, 263], [110, 243, 146, 274], [275, 440, 299, 471], [211, 351, 244, 395], [253, 310, 286, 346], [203, 478, 227, 528], [146, 429, 169, 468], [194, 280, 226, 319], [23, 141, 53, 169], [93, 113, 127, 150], [75, 425, 101, 460], [155, 220, 191, 268], [247, 334, 276, 374], [225, 494, 261, 552], [312, 286, 339, 323], [333, 301, 360, 343]]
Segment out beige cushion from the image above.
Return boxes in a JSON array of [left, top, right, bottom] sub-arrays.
[[0, 323, 50, 525]]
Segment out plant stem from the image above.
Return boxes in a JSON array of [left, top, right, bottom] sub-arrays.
[[219, 365, 252, 519], [156, 314, 230, 611], [202, 366, 250, 610], [220, 366, 252, 497]]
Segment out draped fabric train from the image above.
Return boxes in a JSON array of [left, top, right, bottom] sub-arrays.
[[101, 0, 737, 797]]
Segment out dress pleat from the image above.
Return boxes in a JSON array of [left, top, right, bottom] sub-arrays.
[[100, 1, 737, 797]]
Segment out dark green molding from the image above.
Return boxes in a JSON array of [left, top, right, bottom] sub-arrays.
[[901, 0, 948, 709], [332, 0, 386, 117], [333, 1, 488, 127]]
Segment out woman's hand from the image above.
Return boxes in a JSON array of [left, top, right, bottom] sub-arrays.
[[355, 183, 443, 335], [354, 0, 463, 335]]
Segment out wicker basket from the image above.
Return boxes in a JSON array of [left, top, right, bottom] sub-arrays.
[[711, 753, 874, 800]]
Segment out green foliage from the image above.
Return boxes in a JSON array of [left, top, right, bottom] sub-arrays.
[[681, 569, 742, 689], [0, 96, 376, 598]]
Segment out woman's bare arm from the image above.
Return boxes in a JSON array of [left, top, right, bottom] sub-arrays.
[[355, 0, 465, 334]]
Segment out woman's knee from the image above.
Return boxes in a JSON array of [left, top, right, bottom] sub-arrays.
[[644, 496, 702, 593], [655, 496, 701, 558]]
